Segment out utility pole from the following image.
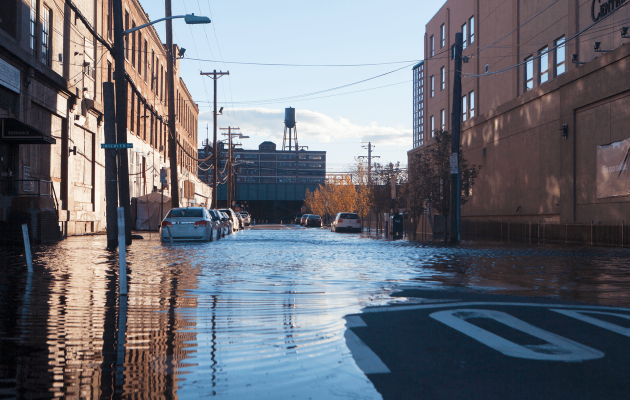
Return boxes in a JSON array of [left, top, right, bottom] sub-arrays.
[[201, 70, 229, 208], [103, 82, 118, 248], [358, 142, 380, 183], [112, 0, 132, 244], [449, 32, 463, 244], [221, 127, 240, 208], [165, 0, 179, 208]]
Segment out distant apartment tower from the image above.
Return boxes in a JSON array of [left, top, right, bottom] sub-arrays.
[[412, 61, 425, 149]]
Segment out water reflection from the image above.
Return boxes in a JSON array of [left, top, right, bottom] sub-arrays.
[[0, 230, 629, 398]]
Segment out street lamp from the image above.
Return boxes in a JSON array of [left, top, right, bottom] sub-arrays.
[[112, 0, 210, 243]]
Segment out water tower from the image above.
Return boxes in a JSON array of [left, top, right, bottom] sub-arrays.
[[282, 107, 298, 151]]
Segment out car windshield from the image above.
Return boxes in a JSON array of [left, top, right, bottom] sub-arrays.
[[167, 208, 203, 218], [339, 213, 359, 219]]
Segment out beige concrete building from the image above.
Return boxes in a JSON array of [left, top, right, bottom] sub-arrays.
[[0, 0, 210, 241], [410, 0, 630, 225]]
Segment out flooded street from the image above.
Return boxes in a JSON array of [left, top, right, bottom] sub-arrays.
[[2, 226, 630, 399]]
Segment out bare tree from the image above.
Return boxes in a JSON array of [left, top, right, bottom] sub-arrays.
[[407, 130, 481, 241]]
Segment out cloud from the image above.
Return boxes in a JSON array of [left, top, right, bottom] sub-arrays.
[[199, 108, 411, 147]]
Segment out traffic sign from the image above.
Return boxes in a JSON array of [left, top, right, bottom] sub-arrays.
[[101, 143, 133, 149]]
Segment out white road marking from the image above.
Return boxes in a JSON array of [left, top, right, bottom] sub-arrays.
[[344, 329, 391, 374], [430, 309, 605, 362], [551, 309, 630, 337], [362, 301, 630, 314], [346, 315, 367, 328]]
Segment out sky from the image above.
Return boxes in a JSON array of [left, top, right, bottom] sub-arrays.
[[142, 0, 444, 173]]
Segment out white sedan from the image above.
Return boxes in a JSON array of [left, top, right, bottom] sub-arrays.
[[161, 207, 219, 242]]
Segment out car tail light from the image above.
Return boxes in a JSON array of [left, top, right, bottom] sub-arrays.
[[162, 221, 172, 227], [194, 220, 208, 227], [338, 219, 343, 223], [357, 220, 361, 223]]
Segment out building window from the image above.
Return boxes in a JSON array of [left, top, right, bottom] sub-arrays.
[[430, 115, 435, 137], [144, 39, 148, 80], [431, 76, 435, 97], [441, 24, 445, 48], [131, 22, 136, 67], [107, 0, 113, 40], [440, 109, 445, 131], [29, 0, 37, 55], [151, 50, 155, 91], [462, 22, 467, 50], [430, 35, 434, 57], [42, 7, 51, 66], [555, 36, 566, 76], [469, 90, 475, 118], [124, 12, 129, 59], [462, 95, 467, 122], [441, 67, 445, 90], [525, 56, 534, 91], [539, 46, 549, 84], [138, 33, 143, 76], [470, 17, 474, 44]]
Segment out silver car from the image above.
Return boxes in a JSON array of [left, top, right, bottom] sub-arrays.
[[239, 212, 251, 226], [218, 208, 240, 233], [161, 207, 218, 242]]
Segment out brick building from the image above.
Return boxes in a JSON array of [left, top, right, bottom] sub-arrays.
[[0, 0, 209, 241], [410, 0, 630, 226]]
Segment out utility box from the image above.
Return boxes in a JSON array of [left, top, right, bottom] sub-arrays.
[[391, 213, 404, 235]]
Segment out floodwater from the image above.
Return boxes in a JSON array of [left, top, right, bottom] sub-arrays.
[[1, 226, 630, 399]]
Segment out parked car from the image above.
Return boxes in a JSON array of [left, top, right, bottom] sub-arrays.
[[305, 214, 322, 227], [218, 208, 240, 233], [218, 211, 233, 234], [208, 209, 227, 238], [160, 207, 218, 242], [330, 212, 362, 233], [294, 214, 304, 225], [239, 212, 251, 226], [300, 214, 310, 226], [236, 213, 244, 229]]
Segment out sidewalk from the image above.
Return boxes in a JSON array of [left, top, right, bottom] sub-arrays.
[[345, 289, 630, 400]]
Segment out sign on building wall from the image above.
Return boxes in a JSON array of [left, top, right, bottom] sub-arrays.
[[597, 138, 630, 198], [0, 58, 20, 93]]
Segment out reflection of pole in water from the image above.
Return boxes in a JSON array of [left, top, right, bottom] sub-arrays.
[[211, 295, 218, 392], [100, 250, 121, 398], [284, 297, 297, 351], [114, 295, 128, 396]]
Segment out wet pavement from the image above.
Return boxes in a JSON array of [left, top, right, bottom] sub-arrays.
[[1, 226, 630, 398]]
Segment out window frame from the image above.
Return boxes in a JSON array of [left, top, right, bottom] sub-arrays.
[[440, 67, 445, 90], [430, 35, 435, 57], [462, 95, 468, 122], [524, 56, 534, 92], [430, 75, 435, 97], [539, 46, 549, 84], [29, 0, 37, 56], [440, 109, 445, 131], [441, 24, 445, 48], [462, 22, 467, 50], [469, 90, 475, 118], [469, 16, 475, 44], [430, 115, 435, 137], [131, 20, 136, 67], [555, 36, 566, 77], [42, 6, 51, 67]]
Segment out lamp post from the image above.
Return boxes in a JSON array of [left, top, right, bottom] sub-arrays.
[[112, 0, 210, 243]]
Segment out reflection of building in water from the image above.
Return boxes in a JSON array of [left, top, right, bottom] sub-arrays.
[[0, 239, 199, 398]]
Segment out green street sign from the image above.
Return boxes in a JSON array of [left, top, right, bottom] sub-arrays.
[[101, 143, 133, 149]]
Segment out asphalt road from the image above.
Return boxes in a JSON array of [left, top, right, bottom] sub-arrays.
[[345, 289, 630, 399]]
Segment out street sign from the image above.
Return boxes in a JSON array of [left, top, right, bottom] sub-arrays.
[[450, 153, 459, 174], [160, 168, 168, 183], [101, 143, 133, 149]]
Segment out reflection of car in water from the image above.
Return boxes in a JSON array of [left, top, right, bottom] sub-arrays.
[[161, 207, 218, 242]]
